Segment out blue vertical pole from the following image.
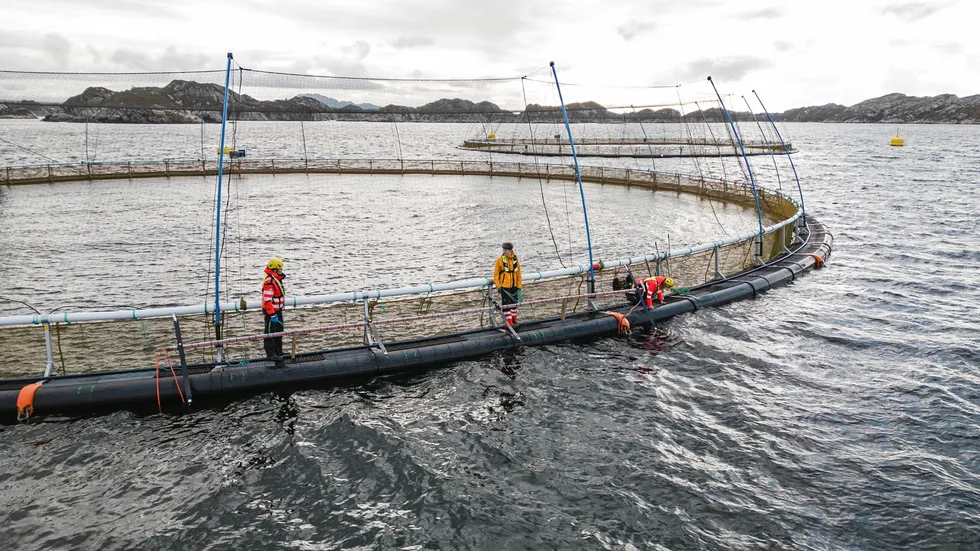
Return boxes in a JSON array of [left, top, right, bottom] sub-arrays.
[[550, 62, 595, 294], [707, 76, 764, 252], [753, 90, 807, 227], [214, 53, 233, 333]]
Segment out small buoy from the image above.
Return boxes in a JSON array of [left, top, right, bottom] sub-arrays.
[[890, 127, 904, 147], [487, 132, 496, 140]]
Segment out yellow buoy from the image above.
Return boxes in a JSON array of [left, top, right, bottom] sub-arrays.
[[890, 128, 905, 147], [487, 132, 497, 140]]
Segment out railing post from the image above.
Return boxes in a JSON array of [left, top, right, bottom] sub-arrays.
[[42, 322, 55, 377], [714, 245, 725, 280], [362, 298, 387, 354], [271, 159, 276, 175], [755, 235, 765, 265], [47, 165, 52, 183], [363, 298, 374, 346], [171, 314, 193, 407], [127, 161, 132, 178], [165, 160, 170, 177]]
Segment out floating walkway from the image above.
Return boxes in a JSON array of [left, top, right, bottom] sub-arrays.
[[0, 158, 820, 421], [0, 218, 830, 420], [461, 137, 794, 159]]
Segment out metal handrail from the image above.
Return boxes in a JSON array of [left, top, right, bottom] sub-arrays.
[[0, 160, 801, 328]]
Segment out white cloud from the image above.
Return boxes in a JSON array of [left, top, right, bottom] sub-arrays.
[[390, 36, 435, 49], [0, 0, 976, 110], [42, 34, 71, 68]]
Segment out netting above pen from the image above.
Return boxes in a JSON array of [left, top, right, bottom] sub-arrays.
[[0, 61, 808, 375], [4, 66, 803, 277]]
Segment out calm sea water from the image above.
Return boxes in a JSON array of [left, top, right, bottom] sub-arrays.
[[0, 122, 978, 550]]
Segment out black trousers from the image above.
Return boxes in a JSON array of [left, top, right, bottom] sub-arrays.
[[499, 287, 519, 306], [264, 310, 284, 358]]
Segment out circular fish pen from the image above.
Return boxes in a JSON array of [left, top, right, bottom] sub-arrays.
[[461, 137, 794, 158], [0, 64, 830, 419]]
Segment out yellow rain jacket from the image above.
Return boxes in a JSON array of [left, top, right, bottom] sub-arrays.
[[494, 255, 523, 289]]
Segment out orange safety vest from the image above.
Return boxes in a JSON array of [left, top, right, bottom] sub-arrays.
[[262, 268, 286, 315]]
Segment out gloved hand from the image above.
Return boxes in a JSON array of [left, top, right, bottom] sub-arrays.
[[270, 314, 280, 324]]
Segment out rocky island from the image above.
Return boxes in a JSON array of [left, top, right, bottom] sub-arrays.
[[1, 80, 977, 124]]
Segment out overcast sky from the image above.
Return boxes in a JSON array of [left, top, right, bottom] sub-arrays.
[[2, 0, 976, 110]]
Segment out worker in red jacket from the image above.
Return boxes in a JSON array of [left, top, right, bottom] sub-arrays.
[[641, 276, 674, 307], [262, 257, 286, 360]]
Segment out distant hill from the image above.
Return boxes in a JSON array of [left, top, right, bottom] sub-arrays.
[[299, 93, 380, 111], [0, 82, 977, 124], [774, 93, 980, 124]]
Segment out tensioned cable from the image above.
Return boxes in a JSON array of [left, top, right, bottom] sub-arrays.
[[521, 77, 682, 89], [0, 135, 73, 167], [0, 69, 226, 76], [240, 67, 521, 83], [678, 92, 730, 237], [0, 99, 711, 117], [695, 101, 747, 231], [521, 77, 566, 268]]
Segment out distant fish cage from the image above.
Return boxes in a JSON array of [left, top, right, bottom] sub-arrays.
[[461, 137, 794, 158]]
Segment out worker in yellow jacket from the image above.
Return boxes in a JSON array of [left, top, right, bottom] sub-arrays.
[[493, 242, 523, 326]]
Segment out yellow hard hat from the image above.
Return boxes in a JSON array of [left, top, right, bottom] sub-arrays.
[[267, 257, 283, 270], [664, 277, 675, 288]]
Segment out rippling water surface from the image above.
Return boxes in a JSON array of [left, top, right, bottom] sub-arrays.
[[1, 122, 978, 550]]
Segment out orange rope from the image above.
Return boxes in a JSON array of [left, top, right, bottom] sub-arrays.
[[153, 350, 186, 414], [163, 351, 187, 404]]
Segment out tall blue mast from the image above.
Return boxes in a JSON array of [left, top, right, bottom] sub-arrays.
[[214, 53, 233, 342], [752, 90, 807, 227], [550, 62, 596, 296], [707, 76, 765, 258]]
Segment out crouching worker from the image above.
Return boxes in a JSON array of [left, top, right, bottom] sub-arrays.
[[494, 242, 523, 326], [641, 276, 674, 308], [262, 257, 286, 361]]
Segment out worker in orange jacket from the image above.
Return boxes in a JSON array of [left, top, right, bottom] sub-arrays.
[[262, 257, 286, 360], [493, 242, 523, 326], [641, 276, 674, 307]]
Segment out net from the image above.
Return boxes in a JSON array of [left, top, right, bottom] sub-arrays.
[[0, 60, 804, 378]]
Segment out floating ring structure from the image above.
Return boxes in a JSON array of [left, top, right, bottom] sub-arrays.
[[461, 137, 795, 158], [0, 158, 830, 421]]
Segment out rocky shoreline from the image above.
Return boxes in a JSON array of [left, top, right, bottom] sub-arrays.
[[1, 80, 977, 124]]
